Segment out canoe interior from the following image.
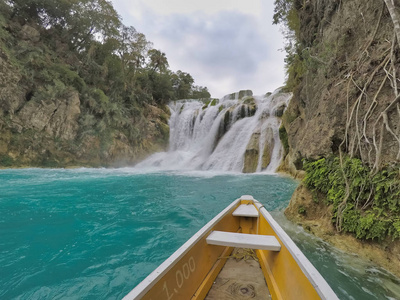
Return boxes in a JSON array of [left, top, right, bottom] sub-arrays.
[[125, 197, 337, 300], [205, 248, 272, 300]]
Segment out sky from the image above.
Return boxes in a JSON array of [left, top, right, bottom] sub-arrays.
[[110, 0, 287, 98]]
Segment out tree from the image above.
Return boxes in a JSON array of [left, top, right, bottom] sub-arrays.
[[147, 49, 169, 73], [172, 70, 194, 99], [192, 86, 211, 99], [66, 0, 121, 51], [117, 25, 151, 77]]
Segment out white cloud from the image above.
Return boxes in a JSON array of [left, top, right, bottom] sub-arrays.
[[111, 0, 286, 98], [123, 0, 263, 16]]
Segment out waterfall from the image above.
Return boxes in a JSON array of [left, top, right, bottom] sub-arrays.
[[136, 89, 292, 173]]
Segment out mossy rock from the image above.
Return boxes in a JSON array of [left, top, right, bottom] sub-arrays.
[[0, 154, 14, 167], [238, 90, 253, 99], [279, 125, 289, 155], [242, 132, 260, 173], [261, 142, 272, 169], [210, 99, 218, 106], [224, 110, 231, 132], [275, 104, 286, 117], [242, 96, 255, 105], [157, 122, 170, 142]]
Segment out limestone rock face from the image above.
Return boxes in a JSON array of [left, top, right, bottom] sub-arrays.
[[261, 128, 274, 169], [223, 90, 253, 100], [285, 184, 400, 278], [0, 18, 171, 167], [20, 25, 40, 42], [274, 104, 286, 117], [281, 0, 400, 166], [16, 91, 81, 140], [0, 57, 25, 115], [242, 128, 275, 173], [107, 132, 136, 166], [243, 132, 260, 173]]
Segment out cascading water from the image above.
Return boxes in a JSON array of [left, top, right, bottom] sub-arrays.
[[136, 89, 292, 173]]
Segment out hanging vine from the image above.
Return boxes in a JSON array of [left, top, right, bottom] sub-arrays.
[[332, 0, 400, 231]]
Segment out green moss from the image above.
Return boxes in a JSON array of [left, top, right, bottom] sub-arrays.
[[303, 156, 400, 241], [298, 205, 306, 215], [279, 125, 289, 155], [218, 105, 225, 113], [238, 90, 252, 99], [51, 64, 86, 92], [210, 99, 218, 106], [224, 110, 230, 132], [0, 154, 14, 167], [243, 96, 255, 104], [202, 100, 210, 110], [158, 122, 170, 142]]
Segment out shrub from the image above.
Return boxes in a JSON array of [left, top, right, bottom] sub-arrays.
[[304, 156, 400, 241]]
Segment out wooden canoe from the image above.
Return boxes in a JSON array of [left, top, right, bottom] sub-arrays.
[[124, 195, 339, 300]]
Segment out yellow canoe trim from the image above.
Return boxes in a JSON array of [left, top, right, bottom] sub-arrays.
[[124, 196, 339, 300]]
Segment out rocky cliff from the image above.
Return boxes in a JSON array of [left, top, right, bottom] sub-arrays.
[[0, 4, 178, 168], [277, 0, 400, 275], [0, 37, 169, 167], [281, 0, 400, 172]]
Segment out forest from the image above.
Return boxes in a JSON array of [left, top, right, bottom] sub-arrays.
[[0, 0, 210, 167]]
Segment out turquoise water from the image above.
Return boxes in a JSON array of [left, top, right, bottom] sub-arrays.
[[0, 169, 399, 299]]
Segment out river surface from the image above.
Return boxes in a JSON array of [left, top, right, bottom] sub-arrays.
[[0, 168, 399, 299]]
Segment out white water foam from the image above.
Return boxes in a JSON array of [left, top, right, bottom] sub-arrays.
[[135, 89, 292, 173]]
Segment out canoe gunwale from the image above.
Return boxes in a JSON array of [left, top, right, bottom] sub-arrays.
[[123, 199, 241, 300], [253, 200, 338, 300]]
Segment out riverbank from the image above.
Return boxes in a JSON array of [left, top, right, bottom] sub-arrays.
[[284, 183, 400, 278]]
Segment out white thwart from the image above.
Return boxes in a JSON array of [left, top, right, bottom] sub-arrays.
[[206, 231, 281, 251], [232, 204, 259, 217]]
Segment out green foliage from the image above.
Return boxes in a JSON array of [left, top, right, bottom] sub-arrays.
[[304, 156, 400, 241], [192, 86, 211, 99], [0, 0, 210, 167], [172, 70, 194, 99], [284, 50, 306, 92], [51, 64, 86, 92], [0, 154, 14, 167], [278, 125, 289, 155], [148, 72, 174, 105], [148, 49, 169, 73], [298, 205, 306, 215], [32, 80, 72, 102]]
